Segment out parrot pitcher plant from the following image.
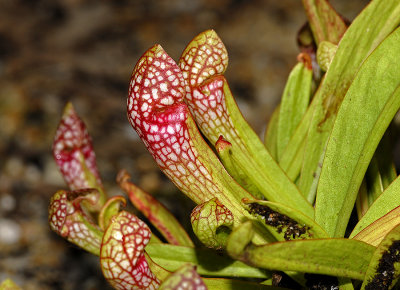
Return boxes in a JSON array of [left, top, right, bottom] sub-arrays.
[[49, 0, 400, 288]]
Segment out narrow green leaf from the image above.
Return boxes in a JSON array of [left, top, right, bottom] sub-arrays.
[[361, 223, 400, 289], [276, 54, 312, 161], [282, 0, 400, 200], [264, 104, 280, 161], [278, 120, 307, 182], [315, 27, 400, 237], [352, 206, 400, 247], [203, 278, 279, 290], [216, 136, 263, 198], [145, 243, 270, 279], [241, 238, 375, 280], [302, 0, 347, 45], [226, 221, 254, 260]]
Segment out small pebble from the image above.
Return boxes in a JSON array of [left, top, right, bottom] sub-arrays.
[[0, 219, 21, 245], [0, 193, 16, 212]]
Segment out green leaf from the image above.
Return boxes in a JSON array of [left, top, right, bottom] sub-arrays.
[[361, 223, 400, 289], [278, 122, 307, 182], [352, 206, 400, 247], [145, 243, 270, 279], [282, 0, 400, 201], [264, 104, 279, 161], [216, 136, 263, 198], [226, 221, 254, 260], [302, 0, 347, 45], [276, 54, 312, 161], [240, 238, 375, 280], [351, 176, 400, 239], [203, 278, 280, 290], [315, 27, 400, 237]]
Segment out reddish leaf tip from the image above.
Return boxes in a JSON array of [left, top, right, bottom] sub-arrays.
[[215, 135, 232, 153], [53, 102, 102, 190], [179, 29, 228, 89], [297, 52, 313, 70]]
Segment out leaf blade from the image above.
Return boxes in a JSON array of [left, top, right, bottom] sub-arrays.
[[315, 27, 400, 237]]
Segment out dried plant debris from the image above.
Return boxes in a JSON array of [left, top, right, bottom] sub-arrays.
[[365, 240, 400, 290], [247, 203, 311, 240]]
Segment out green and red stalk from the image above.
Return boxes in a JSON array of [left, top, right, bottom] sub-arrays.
[[52, 102, 106, 207], [117, 169, 194, 247], [178, 30, 313, 217], [127, 44, 262, 231], [100, 211, 160, 289]]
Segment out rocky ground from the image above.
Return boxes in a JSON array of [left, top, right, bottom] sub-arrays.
[[0, 0, 368, 289]]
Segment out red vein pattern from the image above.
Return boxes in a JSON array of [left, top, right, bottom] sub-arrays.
[[127, 45, 223, 205], [100, 211, 159, 290], [193, 76, 245, 147], [178, 31, 244, 148], [48, 190, 102, 255], [159, 264, 207, 290], [191, 197, 233, 249], [179, 29, 228, 90], [53, 103, 102, 190]]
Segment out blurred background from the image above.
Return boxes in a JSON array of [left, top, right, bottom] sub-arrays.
[[0, 0, 369, 289]]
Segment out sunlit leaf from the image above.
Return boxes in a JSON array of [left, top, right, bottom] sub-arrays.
[[315, 27, 400, 237]]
